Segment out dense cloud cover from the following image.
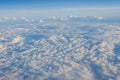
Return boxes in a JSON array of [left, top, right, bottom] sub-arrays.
[[0, 16, 120, 80]]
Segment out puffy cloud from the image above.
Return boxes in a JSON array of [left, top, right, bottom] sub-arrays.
[[0, 44, 5, 51], [0, 16, 120, 80], [40, 19, 43, 23], [60, 17, 68, 21], [20, 16, 29, 22], [12, 36, 24, 44], [49, 36, 57, 43], [0, 37, 5, 40], [117, 55, 120, 60]]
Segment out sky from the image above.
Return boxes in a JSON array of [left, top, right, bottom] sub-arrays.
[[0, 0, 120, 17]]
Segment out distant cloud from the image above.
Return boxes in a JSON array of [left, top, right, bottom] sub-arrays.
[[3, 17, 9, 20], [40, 19, 43, 23], [94, 16, 104, 20], [12, 16, 17, 21], [0, 19, 2, 22], [21, 16, 26, 20]]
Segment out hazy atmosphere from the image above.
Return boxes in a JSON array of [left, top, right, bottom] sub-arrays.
[[0, 0, 120, 80]]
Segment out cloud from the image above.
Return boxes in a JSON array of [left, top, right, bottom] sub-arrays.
[[3, 17, 9, 20], [12, 16, 17, 21], [31, 19, 35, 22], [12, 36, 24, 44], [40, 19, 43, 23], [60, 17, 68, 21], [0, 44, 6, 51], [94, 16, 104, 20], [0, 16, 120, 80], [0, 37, 5, 40], [20, 16, 29, 22], [21, 16, 26, 20]]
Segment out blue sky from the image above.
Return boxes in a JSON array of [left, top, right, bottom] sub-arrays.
[[0, 0, 120, 9], [0, 0, 120, 17]]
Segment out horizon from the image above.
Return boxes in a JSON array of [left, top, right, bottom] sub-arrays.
[[0, 0, 120, 17], [0, 0, 120, 80]]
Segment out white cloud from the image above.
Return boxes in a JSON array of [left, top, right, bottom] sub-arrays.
[[49, 36, 57, 43], [40, 19, 43, 23], [94, 16, 104, 20], [60, 17, 68, 21], [12, 36, 24, 44], [0, 37, 5, 40], [117, 55, 120, 60], [20, 16, 29, 22], [0, 16, 120, 80], [52, 16, 56, 19], [0, 44, 6, 51], [20, 16, 26, 20]]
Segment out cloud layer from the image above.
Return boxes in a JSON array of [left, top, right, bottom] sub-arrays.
[[0, 16, 120, 80]]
